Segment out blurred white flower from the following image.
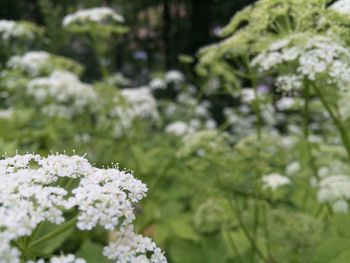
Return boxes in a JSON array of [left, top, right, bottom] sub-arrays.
[[262, 173, 291, 190], [330, 0, 350, 15], [27, 70, 98, 118], [104, 225, 167, 263], [7, 51, 50, 76], [150, 78, 166, 90], [165, 70, 185, 84], [62, 7, 124, 27]]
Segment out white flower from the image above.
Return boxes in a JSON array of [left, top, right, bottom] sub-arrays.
[[62, 7, 124, 27], [165, 121, 193, 136], [241, 89, 255, 103], [110, 87, 159, 137], [165, 70, 185, 84], [104, 225, 167, 263], [330, 0, 350, 15], [7, 51, 50, 76], [0, 20, 39, 41], [0, 154, 158, 262], [262, 173, 291, 190], [276, 97, 299, 111], [253, 34, 350, 92], [332, 200, 349, 213], [27, 70, 98, 118], [149, 78, 166, 90], [317, 175, 350, 203], [285, 161, 300, 176], [0, 108, 14, 119], [28, 254, 86, 263], [275, 75, 303, 93]]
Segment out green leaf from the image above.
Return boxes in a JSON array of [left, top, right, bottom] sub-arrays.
[[76, 240, 111, 263]]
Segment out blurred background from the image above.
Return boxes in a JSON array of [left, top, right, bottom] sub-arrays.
[[0, 0, 255, 82]]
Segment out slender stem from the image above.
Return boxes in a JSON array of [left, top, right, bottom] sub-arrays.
[[314, 85, 350, 161], [89, 33, 109, 79], [250, 202, 260, 263], [29, 216, 78, 248], [302, 80, 319, 210], [224, 225, 244, 263], [243, 55, 262, 141], [230, 197, 269, 263]]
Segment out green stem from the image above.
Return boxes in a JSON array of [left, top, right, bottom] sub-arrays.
[[244, 55, 262, 141], [89, 33, 109, 79], [302, 81, 319, 210], [224, 225, 244, 263], [314, 85, 350, 161], [230, 197, 269, 263], [29, 216, 78, 248]]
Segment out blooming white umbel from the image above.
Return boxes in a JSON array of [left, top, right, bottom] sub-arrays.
[[110, 87, 159, 137], [0, 154, 166, 262], [252, 34, 350, 92], [27, 70, 97, 118], [104, 225, 167, 263], [0, 20, 41, 42], [7, 51, 50, 76], [317, 175, 350, 212], [262, 173, 291, 190], [330, 0, 350, 15], [62, 7, 124, 27]]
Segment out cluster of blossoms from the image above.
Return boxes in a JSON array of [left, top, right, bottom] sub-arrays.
[[317, 175, 350, 213], [6, 51, 82, 78], [28, 254, 86, 263], [252, 34, 350, 92], [62, 7, 124, 27], [0, 20, 42, 42], [105, 225, 166, 263], [149, 70, 185, 91], [7, 51, 51, 77], [27, 71, 98, 119], [262, 173, 291, 190], [330, 0, 350, 15], [110, 87, 159, 136], [0, 154, 166, 262], [177, 130, 230, 158]]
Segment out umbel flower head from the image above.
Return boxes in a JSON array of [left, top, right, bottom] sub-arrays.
[[62, 7, 127, 35], [251, 33, 350, 92], [0, 20, 43, 43], [27, 70, 98, 119], [6, 51, 83, 77], [0, 153, 166, 262]]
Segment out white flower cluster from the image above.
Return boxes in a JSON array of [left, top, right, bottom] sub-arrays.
[[62, 7, 124, 27], [165, 70, 185, 84], [0, 20, 37, 41], [7, 51, 50, 77], [317, 175, 350, 213], [262, 173, 291, 190], [149, 78, 166, 90], [29, 254, 86, 263], [165, 118, 216, 137], [165, 121, 195, 136], [0, 154, 165, 262], [27, 71, 98, 119], [330, 0, 350, 15], [252, 34, 350, 92], [0, 108, 14, 119], [148, 70, 184, 91], [110, 87, 159, 136], [104, 225, 167, 263], [275, 75, 303, 93], [276, 97, 303, 111]]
